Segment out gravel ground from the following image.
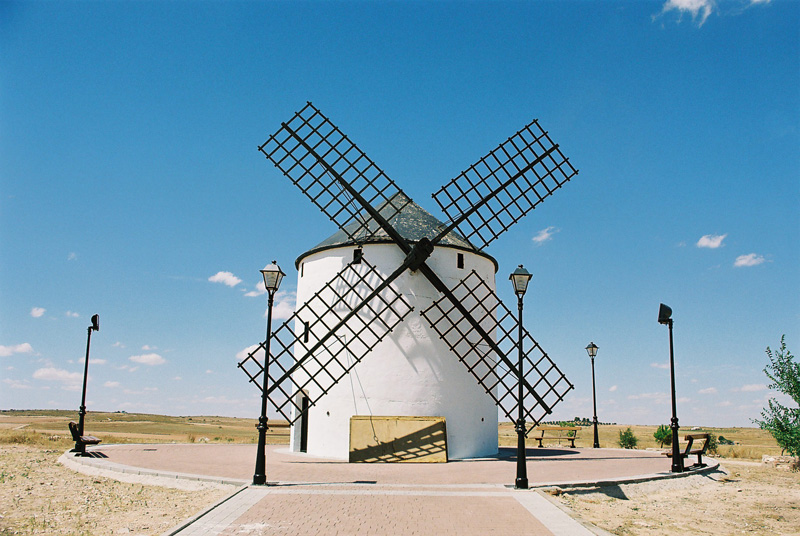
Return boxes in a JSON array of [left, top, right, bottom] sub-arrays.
[[554, 459, 800, 535], [0, 445, 233, 535]]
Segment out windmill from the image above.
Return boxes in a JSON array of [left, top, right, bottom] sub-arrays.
[[238, 102, 578, 460]]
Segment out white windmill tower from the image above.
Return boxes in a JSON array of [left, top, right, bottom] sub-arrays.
[[239, 103, 577, 462], [289, 193, 500, 459]]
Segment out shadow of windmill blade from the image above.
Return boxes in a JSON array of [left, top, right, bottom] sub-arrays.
[[420, 271, 574, 431], [431, 118, 578, 250], [259, 102, 411, 244], [238, 257, 413, 424]]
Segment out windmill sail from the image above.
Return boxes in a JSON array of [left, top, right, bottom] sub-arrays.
[[259, 102, 411, 244], [238, 258, 413, 423], [431, 119, 578, 250], [421, 270, 573, 431]]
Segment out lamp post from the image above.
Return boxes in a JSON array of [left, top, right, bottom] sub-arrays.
[[509, 264, 532, 489], [658, 303, 683, 473], [585, 342, 600, 448], [253, 261, 285, 486], [74, 314, 99, 455]]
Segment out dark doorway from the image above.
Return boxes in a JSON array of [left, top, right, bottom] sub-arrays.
[[299, 396, 309, 453]]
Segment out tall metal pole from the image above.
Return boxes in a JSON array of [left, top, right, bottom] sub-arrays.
[[590, 356, 599, 449], [75, 325, 94, 455], [667, 319, 683, 473], [253, 291, 275, 485], [515, 295, 528, 489]]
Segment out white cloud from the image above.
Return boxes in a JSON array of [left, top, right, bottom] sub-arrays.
[[141, 344, 157, 351], [532, 226, 558, 245], [129, 353, 166, 366], [698, 387, 718, 395], [696, 233, 727, 249], [68, 252, 78, 261], [650, 362, 670, 370], [2, 378, 32, 389], [244, 280, 267, 297], [79, 357, 107, 365], [267, 290, 296, 320], [0, 343, 34, 357], [104, 381, 120, 388], [609, 385, 618, 392], [32, 367, 83, 390], [30, 307, 46, 318], [677, 397, 691, 404], [65, 310, 80, 318], [112, 342, 125, 348], [658, 0, 714, 26], [236, 344, 263, 362], [205, 369, 213, 374], [734, 253, 765, 267], [717, 400, 732, 407], [173, 376, 182, 381], [208, 271, 242, 287], [738, 383, 767, 392], [627, 392, 667, 401]]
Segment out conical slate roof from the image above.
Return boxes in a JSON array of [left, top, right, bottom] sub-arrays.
[[296, 192, 497, 269]]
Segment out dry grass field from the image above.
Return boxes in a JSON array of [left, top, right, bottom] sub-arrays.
[[1, 410, 796, 535], [498, 421, 785, 459]]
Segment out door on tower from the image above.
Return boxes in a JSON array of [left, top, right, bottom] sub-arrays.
[[299, 395, 309, 453]]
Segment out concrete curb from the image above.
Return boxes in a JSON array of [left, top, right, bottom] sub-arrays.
[[527, 459, 722, 491], [60, 448, 248, 487], [161, 485, 250, 536]]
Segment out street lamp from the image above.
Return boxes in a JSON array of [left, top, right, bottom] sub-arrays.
[[585, 342, 600, 448], [509, 264, 532, 489], [658, 303, 683, 473], [253, 261, 285, 486], [74, 314, 99, 455]]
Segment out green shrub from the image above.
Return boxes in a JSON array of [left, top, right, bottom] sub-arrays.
[[707, 433, 718, 454], [653, 425, 672, 447], [558, 421, 576, 437], [754, 336, 800, 457], [618, 427, 638, 449]]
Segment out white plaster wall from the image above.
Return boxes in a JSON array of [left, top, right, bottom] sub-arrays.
[[288, 243, 499, 460]]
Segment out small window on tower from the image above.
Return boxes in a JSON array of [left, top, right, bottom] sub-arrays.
[[457, 252, 464, 269], [303, 321, 310, 343], [300, 262, 304, 277], [353, 248, 363, 264]]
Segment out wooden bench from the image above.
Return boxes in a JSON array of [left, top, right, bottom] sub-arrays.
[[533, 425, 580, 448], [663, 433, 709, 468], [69, 421, 101, 453]]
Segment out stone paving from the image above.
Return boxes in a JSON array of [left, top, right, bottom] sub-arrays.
[[66, 444, 718, 535]]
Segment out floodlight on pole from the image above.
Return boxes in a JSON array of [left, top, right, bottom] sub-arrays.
[[509, 264, 532, 489], [74, 314, 99, 455], [253, 261, 285, 486], [658, 303, 683, 473], [585, 342, 600, 448]]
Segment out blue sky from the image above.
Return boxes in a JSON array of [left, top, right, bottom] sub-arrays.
[[1, 0, 797, 428]]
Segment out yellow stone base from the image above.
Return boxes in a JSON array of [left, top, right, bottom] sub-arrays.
[[349, 416, 448, 463]]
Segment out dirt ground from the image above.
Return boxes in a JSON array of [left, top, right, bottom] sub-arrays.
[[554, 459, 800, 535], [0, 445, 232, 535]]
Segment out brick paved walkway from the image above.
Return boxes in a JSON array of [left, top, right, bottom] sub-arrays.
[[170, 484, 581, 536], [65, 444, 717, 535]]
